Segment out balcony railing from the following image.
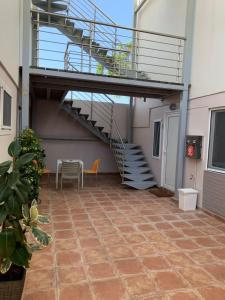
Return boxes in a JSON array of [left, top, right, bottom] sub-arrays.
[[31, 9, 185, 84]]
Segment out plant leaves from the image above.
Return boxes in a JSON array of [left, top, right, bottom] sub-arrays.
[[22, 204, 29, 221], [10, 244, 31, 268], [0, 229, 16, 258], [15, 153, 36, 169], [5, 195, 21, 218], [30, 205, 39, 222], [30, 226, 52, 246], [8, 140, 21, 158], [37, 215, 50, 224], [0, 258, 12, 274], [0, 205, 7, 225], [29, 243, 43, 252], [0, 161, 12, 175]]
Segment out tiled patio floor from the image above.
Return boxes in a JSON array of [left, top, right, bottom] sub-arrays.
[[23, 175, 225, 300]]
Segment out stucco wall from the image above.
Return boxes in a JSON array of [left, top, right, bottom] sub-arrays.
[[0, 0, 22, 85], [0, 65, 18, 163], [184, 91, 225, 207], [133, 95, 180, 185], [32, 99, 128, 173], [190, 0, 225, 99]]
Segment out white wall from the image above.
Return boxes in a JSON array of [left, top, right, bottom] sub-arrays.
[[32, 99, 128, 173], [133, 95, 180, 184], [0, 65, 18, 163], [184, 92, 225, 207], [190, 0, 225, 99], [0, 0, 22, 85], [135, 0, 187, 83]]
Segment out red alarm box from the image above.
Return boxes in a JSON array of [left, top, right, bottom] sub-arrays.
[[186, 136, 202, 159]]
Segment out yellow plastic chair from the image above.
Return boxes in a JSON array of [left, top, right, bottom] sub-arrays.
[[84, 159, 101, 179]]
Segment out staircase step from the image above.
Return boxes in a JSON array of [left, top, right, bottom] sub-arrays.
[[112, 143, 140, 150], [114, 149, 142, 155], [32, 0, 68, 12], [116, 155, 145, 162], [90, 120, 97, 126], [71, 107, 81, 114], [97, 48, 108, 56], [123, 161, 148, 167], [74, 28, 83, 39], [123, 174, 154, 181], [79, 114, 89, 120], [82, 36, 91, 46], [96, 126, 104, 132], [123, 181, 157, 190], [123, 167, 151, 174]]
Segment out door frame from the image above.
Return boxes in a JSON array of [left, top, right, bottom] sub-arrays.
[[161, 111, 180, 191]]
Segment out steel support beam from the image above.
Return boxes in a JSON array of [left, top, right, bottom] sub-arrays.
[[128, 97, 134, 143], [175, 0, 196, 196], [21, 0, 31, 130]]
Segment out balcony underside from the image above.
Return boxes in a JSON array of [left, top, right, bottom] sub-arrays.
[[29, 67, 184, 99]]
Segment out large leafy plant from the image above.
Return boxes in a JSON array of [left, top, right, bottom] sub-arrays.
[[0, 140, 51, 274], [18, 128, 46, 203]]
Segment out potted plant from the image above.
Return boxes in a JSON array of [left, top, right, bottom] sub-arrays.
[[18, 128, 46, 203], [0, 140, 52, 300]]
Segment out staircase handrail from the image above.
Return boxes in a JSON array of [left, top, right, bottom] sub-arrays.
[[111, 119, 125, 181], [31, 9, 186, 40]]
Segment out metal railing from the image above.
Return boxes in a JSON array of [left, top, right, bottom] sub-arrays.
[[31, 4, 185, 83], [64, 91, 114, 135], [110, 120, 126, 182]]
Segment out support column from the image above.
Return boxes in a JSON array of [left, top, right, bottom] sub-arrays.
[[21, 0, 31, 130], [175, 0, 196, 195], [127, 96, 134, 143]]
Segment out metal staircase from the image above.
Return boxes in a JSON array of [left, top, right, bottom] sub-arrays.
[[28, 0, 185, 189], [31, 0, 185, 83], [32, 0, 137, 77], [62, 92, 157, 190]]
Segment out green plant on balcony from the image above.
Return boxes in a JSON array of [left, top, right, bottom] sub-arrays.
[[97, 42, 132, 76], [18, 128, 46, 203], [0, 140, 51, 300]]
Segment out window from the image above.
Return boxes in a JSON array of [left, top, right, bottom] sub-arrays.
[[208, 110, 225, 171], [153, 121, 161, 158], [1, 90, 12, 129]]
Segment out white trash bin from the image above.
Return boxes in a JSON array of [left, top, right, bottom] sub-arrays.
[[178, 188, 198, 211]]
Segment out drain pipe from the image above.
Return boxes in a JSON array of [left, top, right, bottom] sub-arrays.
[[175, 0, 196, 197]]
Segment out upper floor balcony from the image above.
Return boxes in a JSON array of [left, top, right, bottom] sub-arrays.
[[30, 0, 185, 88]]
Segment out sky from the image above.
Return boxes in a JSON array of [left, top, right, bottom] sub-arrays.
[[92, 0, 134, 27]]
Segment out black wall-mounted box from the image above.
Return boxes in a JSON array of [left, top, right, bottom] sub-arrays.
[[186, 136, 202, 159]]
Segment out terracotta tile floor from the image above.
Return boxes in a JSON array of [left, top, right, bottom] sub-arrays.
[[22, 175, 225, 300]]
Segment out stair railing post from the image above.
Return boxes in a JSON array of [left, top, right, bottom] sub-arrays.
[[89, 22, 92, 73], [67, 0, 70, 17]]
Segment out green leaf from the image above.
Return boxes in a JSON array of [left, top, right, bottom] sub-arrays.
[[0, 161, 12, 176], [0, 229, 16, 258], [15, 153, 35, 169], [5, 195, 21, 218], [12, 221, 24, 243], [22, 204, 29, 221], [30, 226, 52, 246], [8, 140, 21, 158], [13, 186, 27, 204], [7, 172, 20, 188], [0, 205, 7, 224], [10, 244, 31, 268], [37, 215, 50, 224], [29, 243, 43, 252], [0, 258, 12, 274]]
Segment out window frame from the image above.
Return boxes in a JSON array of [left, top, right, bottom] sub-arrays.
[[0, 85, 12, 130], [152, 119, 162, 159], [208, 109, 225, 172]]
